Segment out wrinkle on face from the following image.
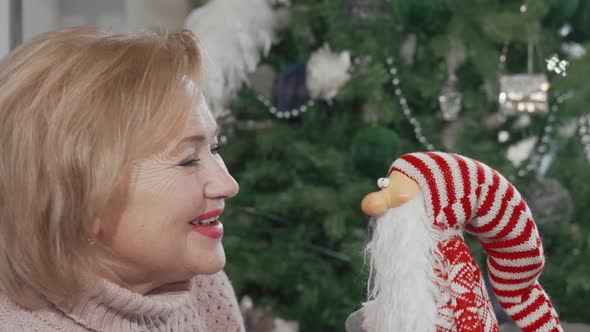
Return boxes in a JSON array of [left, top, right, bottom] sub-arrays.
[[130, 157, 182, 201]]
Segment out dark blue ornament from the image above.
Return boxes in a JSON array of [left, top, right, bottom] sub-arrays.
[[272, 63, 311, 112]]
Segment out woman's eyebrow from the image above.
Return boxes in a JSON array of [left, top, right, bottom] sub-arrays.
[[170, 126, 219, 157]]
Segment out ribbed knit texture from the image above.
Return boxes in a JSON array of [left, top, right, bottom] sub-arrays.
[[390, 152, 562, 332], [0, 271, 244, 332]]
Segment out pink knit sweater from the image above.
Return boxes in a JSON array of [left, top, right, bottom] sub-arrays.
[[0, 271, 245, 332]]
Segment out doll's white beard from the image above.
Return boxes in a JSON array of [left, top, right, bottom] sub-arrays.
[[364, 193, 441, 332]]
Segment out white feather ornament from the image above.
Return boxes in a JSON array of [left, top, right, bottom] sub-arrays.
[[306, 44, 352, 101], [506, 136, 538, 167], [185, 0, 287, 120]]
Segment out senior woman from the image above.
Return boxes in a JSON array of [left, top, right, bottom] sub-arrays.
[[0, 27, 244, 331]]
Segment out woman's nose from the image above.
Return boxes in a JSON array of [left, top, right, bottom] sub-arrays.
[[204, 159, 240, 199]]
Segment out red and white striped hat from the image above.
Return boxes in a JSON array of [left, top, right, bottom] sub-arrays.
[[389, 151, 562, 332]]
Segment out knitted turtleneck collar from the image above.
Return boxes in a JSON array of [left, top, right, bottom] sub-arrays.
[[0, 271, 244, 332], [52, 278, 197, 332], [88, 279, 191, 316]]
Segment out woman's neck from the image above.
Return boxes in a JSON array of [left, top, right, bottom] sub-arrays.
[[96, 265, 191, 295]]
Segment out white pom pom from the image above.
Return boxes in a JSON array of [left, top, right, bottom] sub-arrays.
[[306, 44, 352, 101], [377, 177, 390, 189]]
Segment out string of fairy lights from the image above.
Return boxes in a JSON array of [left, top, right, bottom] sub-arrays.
[[578, 113, 590, 161], [385, 56, 436, 151], [256, 94, 315, 119]]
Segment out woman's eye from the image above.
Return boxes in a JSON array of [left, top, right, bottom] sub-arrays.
[[211, 144, 222, 155], [178, 158, 200, 167]]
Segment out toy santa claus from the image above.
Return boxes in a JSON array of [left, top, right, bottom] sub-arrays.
[[349, 152, 562, 332]]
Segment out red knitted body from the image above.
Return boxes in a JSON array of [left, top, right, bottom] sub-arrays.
[[435, 237, 499, 332], [390, 152, 562, 332]]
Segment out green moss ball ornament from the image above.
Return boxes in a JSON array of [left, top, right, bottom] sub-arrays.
[[351, 125, 401, 178]]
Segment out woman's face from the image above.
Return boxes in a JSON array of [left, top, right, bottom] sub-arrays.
[[97, 98, 239, 290]]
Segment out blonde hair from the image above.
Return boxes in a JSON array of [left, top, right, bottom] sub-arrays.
[[0, 27, 202, 308]]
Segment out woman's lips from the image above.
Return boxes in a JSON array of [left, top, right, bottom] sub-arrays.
[[190, 209, 224, 239], [194, 208, 223, 221], [191, 219, 224, 239]]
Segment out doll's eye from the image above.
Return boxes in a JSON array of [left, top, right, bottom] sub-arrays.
[[377, 177, 391, 189]]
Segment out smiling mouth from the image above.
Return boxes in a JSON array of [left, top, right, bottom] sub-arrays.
[[189, 217, 224, 239], [189, 208, 223, 226], [189, 217, 219, 226]]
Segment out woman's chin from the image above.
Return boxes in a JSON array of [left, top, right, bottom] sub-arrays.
[[194, 261, 225, 275], [186, 247, 226, 275]]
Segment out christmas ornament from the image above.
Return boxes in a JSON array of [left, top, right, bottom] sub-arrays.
[[498, 74, 550, 115], [439, 40, 466, 121], [497, 130, 510, 143], [344, 0, 387, 27], [184, 0, 287, 120], [507, 136, 537, 167], [497, 42, 551, 116], [357, 152, 562, 332], [525, 178, 574, 236], [438, 76, 462, 121], [559, 23, 573, 37], [306, 44, 352, 101], [545, 54, 569, 76], [249, 64, 278, 100], [257, 44, 352, 119], [561, 42, 587, 60], [351, 126, 401, 178], [272, 63, 310, 113]]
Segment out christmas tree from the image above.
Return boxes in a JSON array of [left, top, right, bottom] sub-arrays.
[[191, 0, 590, 330]]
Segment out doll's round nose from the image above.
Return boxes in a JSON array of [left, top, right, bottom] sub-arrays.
[[361, 191, 389, 217]]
